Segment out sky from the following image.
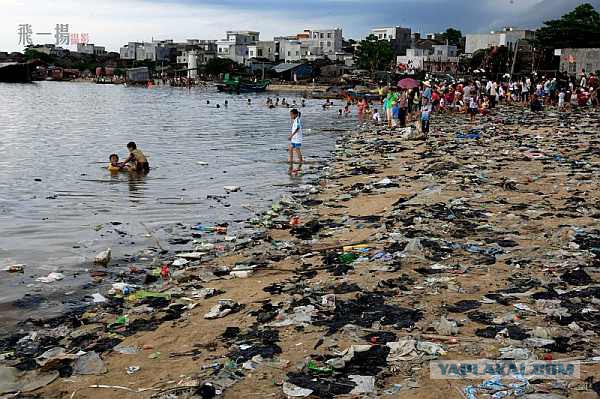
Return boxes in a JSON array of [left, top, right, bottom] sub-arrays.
[[1, 0, 599, 53]]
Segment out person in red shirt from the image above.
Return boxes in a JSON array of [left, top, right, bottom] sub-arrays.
[[577, 90, 588, 107], [431, 90, 440, 111]]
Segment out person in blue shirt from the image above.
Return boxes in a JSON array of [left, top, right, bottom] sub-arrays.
[[422, 81, 433, 102], [421, 98, 432, 136]]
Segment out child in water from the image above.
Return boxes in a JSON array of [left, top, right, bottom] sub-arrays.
[[288, 109, 303, 172], [107, 154, 128, 172], [122, 142, 150, 173]]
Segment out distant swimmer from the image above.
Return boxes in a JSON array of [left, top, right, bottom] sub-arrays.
[[217, 104, 221, 108], [248, 98, 252, 104], [122, 141, 150, 173], [207, 100, 210, 104], [224, 100, 228, 107]]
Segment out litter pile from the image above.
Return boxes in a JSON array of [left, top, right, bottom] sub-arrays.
[[1, 105, 599, 398]]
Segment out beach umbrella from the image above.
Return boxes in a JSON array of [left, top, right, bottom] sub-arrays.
[[397, 78, 419, 89]]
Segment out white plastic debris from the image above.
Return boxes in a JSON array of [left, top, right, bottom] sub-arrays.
[[349, 375, 375, 394], [203, 299, 238, 319], [94, 248, 111, 265], [432, 316, 458, 336], [91, 293, 108, 303], [282, 382, 313, 397], [171, 258, 189, 267], [36, 272, 65, 283]]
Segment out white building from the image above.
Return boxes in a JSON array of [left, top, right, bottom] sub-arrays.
[[397, 45, 459, 73], [557, 48, 600, 76], [397, 48, 430, 70], [77, 43, 106, 56], [432, 44, 458, 58], [217, 31, 260, 64], [119, 42, 141, 60], [302, 28, 343, 58], [371, 26, 412, 56], [465, 27, 535, 54], [277, 40, 308, 63], [176, 40, 217, 65], [247, 41, 277, 61]]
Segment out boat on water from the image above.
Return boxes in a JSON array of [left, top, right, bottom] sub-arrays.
[[216, 73, 270, 93], [0, 62, 32, 83]]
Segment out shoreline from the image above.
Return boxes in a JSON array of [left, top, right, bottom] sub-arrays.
[[2, 104, 599, 398]]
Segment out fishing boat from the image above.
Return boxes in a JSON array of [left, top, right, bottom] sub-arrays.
[[216, 74, 270, 93]]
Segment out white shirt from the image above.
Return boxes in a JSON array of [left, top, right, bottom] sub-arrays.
[[490, 82, 498, 96], [469, 97, 477, 109], [291, 117, 303, 144]]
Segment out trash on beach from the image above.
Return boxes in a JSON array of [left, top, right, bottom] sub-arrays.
[[91, 293, 108, 303], [2, 264, 25, 273], [204, 299, 242, 319], [224, 186, 240, 193], [432, 316, 459, 335], [175, 251, 206, 259], [72, 352, 107, 375], [0, 366, 59, 394], [282, 381, 313, 397], [36, 272, 65, 283], [94, 248, 112, 265], [171, 258, 189, 267]]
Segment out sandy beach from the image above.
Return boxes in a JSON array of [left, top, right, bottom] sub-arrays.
[[3, 104, 599, 399]]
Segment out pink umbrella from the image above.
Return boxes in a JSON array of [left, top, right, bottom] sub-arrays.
[[397, 78, 420, 89]]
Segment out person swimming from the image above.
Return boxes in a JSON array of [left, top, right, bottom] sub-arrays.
[[107, 153, 128, 172], [122, 142, 150, 173]]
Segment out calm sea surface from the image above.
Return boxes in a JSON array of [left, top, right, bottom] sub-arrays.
[[0, 81, 351, 326]]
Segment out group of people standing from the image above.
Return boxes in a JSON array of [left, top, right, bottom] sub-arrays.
[[352, 71, 599, 132], [355, 86, 433, 134]]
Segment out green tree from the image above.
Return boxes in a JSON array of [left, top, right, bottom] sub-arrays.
[[353, 34, 394, 73], [23, 48, 54, 64], [205, 57, 237, 76], [439, 28, 463, 47], [536, 3, 600, 48]]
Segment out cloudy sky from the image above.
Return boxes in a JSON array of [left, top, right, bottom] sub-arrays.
[[2, 0, 599, 52]]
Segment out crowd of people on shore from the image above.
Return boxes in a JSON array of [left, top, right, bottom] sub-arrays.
[[343, 71, 599, 132]]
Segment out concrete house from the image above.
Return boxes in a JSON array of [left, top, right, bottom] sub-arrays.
[[217, 31, 260, 64], [465, 27, 534, 54], [371, 26, 412, 56], [557, 48, 600, 75]]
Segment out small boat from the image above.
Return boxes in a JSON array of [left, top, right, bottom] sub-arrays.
[[347, 90, 381, 102], [216, 74, 270, 93], [0, 62, 32, 83]]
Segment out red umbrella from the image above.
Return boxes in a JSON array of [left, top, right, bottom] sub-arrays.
[[397, 78, 419, 89]]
